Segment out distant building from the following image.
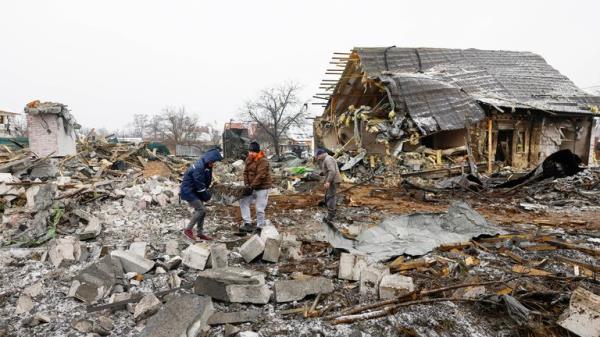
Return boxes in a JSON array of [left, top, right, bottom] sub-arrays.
[[0, 109, 19, 137], [24, 101, 78, 157], [222, 121, 258, 159]]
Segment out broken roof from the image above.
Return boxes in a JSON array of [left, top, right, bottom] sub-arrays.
[[324, 47, 600, 135]]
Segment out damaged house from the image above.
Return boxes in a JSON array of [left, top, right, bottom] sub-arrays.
[[314, 47, 600, 171]]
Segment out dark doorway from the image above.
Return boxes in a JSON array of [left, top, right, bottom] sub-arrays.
[[495, 130, 513, 165]]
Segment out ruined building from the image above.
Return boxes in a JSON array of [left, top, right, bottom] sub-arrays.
[[314, 47, 600, 171], [25, 101, 78, 157]]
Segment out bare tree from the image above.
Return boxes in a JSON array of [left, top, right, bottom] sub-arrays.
[[163, 106, 199, 144], [147, 114, 165, 141], [131, 113, 149, 138], [241, 82, 308, 159]]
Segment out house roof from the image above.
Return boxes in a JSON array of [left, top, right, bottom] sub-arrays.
[[353, 47, 600, 133], [0, 109, 19, 115]]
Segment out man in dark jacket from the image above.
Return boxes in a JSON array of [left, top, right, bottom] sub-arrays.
[[180, 148, 223, 241], [240, 141, 272, 233]]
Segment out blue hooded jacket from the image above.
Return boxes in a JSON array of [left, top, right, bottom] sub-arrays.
[[180, 148, 223, 202]]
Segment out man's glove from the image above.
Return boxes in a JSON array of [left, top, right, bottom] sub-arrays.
[[242, 186, 254, 196]]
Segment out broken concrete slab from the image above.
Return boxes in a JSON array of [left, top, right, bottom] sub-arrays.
[[193, 267, 271, 304], [239, 234, 265, 263], [338, 253, 367, 281], [208, 309, 261, 325], [111, 250, 154, 275], [23, 281, 43, 298], [140, 294, 214, 337], [558, 287, 600, 337], [161, 256, 182, 270], [209, 243, 229, 269], [69, 255, 121, 304], [133, 293, 162, 322], [26, 183, 57, 211], [15, 294, 34, 314], [224, 324, 241, 337], [109, 292, 131, 304], [78, 217, 102, 241], [182, 243, 210, 270], [281, 234, 302, 261], [164, 240, 179, 256], [262, 237, 281, 263], [30, 159, 59, 179], [48, 236, 82, 268], [274, 277, 334, 303], [359, 265, 390, 297], [128, 242, 147, 258], [379, 274, 415, 299]]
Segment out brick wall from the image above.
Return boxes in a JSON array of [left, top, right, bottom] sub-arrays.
[[27, 114, 76, 157]]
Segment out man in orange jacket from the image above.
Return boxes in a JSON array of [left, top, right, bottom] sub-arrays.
[[240, 141, 273, 233]]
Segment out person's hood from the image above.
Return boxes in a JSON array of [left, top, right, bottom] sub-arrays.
[[201, 148, 223, 164]]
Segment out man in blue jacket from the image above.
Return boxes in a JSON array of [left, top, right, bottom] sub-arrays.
[[180, 148, 223, 241]]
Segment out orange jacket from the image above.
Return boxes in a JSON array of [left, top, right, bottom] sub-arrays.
[[243, 151, 273, 190]]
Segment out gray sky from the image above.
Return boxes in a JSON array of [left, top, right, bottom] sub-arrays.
[[1, 0, 599, 131]]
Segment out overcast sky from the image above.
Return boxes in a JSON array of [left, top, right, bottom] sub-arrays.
[[1, 0, 599, 132]]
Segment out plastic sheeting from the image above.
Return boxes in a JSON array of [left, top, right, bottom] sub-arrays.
[[323, 201, 505, 262]]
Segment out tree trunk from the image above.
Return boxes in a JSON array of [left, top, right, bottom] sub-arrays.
[[273, 136, 280, 161]]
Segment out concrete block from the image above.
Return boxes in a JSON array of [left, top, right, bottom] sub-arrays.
[[359, 265, 390, 297], [111, 250, 155, 274], [140, 294, 214, 337], [208, 310, 260, 325], [209, 243, 228, 269], [78, 217, 102, 241], [48, 236, 81, 268], [379, 274, 415, 299], [337, 252, 368, 281], [194, 267, 270, 304], [239, 235, 264, 263], [134, 293, 162, 321], [182, 243, 210, 270], [259, 225, 280, 241], [128, 242, 147, 258], [226, 284, 271, 304], [274, 277, 334, 303], [262, 237, 281, 263], [69, 255, 121, 304]]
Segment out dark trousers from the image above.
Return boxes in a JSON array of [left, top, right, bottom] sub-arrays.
[[185, 199, 205, 233], [325, 183, 339, 220]]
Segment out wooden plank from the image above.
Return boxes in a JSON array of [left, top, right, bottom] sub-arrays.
[[512, 265, 552, 276]]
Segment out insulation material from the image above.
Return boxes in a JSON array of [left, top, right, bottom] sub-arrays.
[[558, 287, 600, 337], [323, 201, 505, 262]]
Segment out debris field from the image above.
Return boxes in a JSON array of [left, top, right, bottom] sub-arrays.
[[1, 112, 600, 336]]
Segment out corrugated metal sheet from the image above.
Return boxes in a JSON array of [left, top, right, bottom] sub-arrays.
[[176, 144, 202, 157], [355, 47, 600, 133]]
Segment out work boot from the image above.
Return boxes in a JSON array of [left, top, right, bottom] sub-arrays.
[[239, 223, 255, 233], [183, 228, 198, 241], [198, 233, 214, 241]]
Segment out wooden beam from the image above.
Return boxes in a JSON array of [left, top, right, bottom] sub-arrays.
[[487, 119, 493, 174]]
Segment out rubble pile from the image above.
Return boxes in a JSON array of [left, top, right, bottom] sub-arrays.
[[1, 141, 599, 336]]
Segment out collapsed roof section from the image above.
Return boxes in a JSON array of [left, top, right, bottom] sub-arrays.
[[319, 47, 600, 139]]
